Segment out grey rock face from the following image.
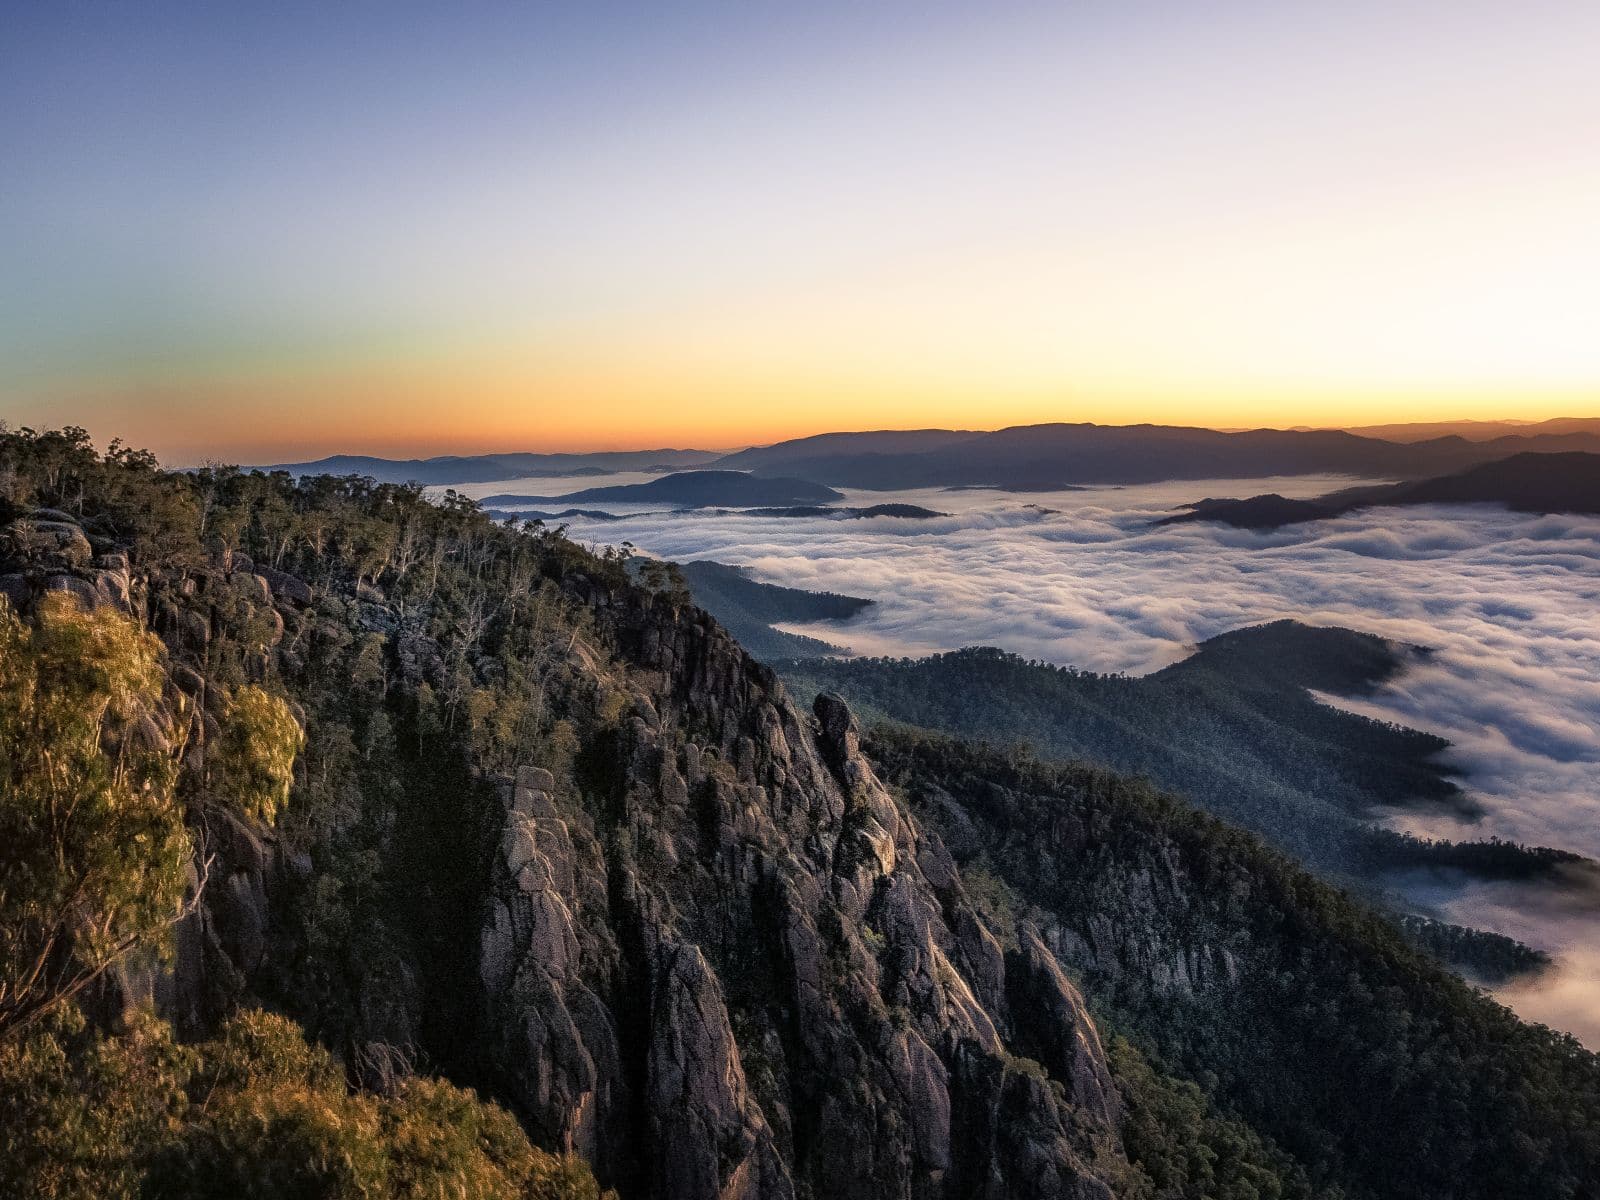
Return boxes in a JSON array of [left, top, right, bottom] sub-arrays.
[[76, 531, 1129, 1200], [648, 942, 793, 1200], [465, 590, 1129, 1198], [255, 564, 313, 606], [8, 518, 93, 568], [1005, 926, 1119, 1129]]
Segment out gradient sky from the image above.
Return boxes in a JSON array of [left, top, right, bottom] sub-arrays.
[[3, 0, 1599, 462]]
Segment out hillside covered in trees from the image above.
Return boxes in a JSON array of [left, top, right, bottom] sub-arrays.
[[2, 425, 1600, 1200], [780, 627, 1582, 897]]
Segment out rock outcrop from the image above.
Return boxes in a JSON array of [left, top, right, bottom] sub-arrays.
[[466, 586, 1127, 1197], [1, 502, 1130, 1199]]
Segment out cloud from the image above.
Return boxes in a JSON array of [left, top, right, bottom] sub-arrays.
[[508, 474, 1600, 1042]]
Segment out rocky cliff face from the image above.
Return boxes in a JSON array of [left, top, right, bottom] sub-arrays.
[[0, 504, 1131, 1199], [472, 588, 1128, 1197]]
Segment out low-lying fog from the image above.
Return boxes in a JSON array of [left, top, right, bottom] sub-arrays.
[[457, 471, 1600, 1044]]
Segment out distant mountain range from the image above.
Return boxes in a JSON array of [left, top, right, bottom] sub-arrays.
[[716, 422, 1600, 489], [1161, 451, 1600, 529], [483, 469, 841, 509], [257, 448, 721, 485], [1331, 416, 1600, 443], [253, 419, 1600, 491]]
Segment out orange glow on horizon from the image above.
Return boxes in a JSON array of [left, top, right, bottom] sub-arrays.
[[20, 362, 1595, 465]]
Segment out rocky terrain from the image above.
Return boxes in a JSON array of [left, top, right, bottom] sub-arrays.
[[5, 431, 1600, 1200], [0, 461, 1132, 1199]]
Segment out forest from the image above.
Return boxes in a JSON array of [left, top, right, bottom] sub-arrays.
[[781, 633, 1583, 897]]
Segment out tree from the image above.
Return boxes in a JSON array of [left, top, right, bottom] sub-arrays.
[[208, 685, 303, 825], [0, 594, 192, 1041]]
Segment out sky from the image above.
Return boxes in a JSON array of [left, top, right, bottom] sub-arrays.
[[3, 0, 1599, 463]]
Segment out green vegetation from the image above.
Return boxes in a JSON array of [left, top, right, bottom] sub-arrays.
[[1107, 1037, 1333, 1200], [0, 592, 189, 1041], [4, 423, 1599, 1200], [209, 684, 303, 824], [783, 629, 1579, 895], [0, 425, 613, 1195], [869, 725, 1600, 1200], [0, 1004, 607, 1200]]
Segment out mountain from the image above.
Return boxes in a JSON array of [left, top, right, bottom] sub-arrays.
[[1, 429, 1132, 1198], [483, 469, 843, 509], [1162, 451, 1600, 529], [1339, 416, 1600, 443], [779, 622, 1586, 894], [5, 426, 1600, 1200], [867, 729, 1600, 1200], [256, 448, 723, 485], [712, 429, 981, 471], [255, 421, 1600, 492], [640, 559, 874, 660], [713, 422, 1600, 490]]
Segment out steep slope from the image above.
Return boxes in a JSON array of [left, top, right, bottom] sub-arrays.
[[658, 558, 873, 659], [868, 730, 1600, 1200], [0, 431, 1133, 1200], [780, 624, 1491, 878], [7, 428, 1600, 1200]]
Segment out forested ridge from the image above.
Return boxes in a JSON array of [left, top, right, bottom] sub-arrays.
[[867, 727, 1600, 1200], [2, 425, 1599, 1200], [780, 636, 1582, 895]]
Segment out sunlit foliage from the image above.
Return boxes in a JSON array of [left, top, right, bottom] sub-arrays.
[[210, 685, 303, 824], [0, 1006, 611, 1200], [0, 594, 189, 1041]]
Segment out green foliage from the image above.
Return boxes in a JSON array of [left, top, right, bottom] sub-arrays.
[[0, 1006, 611, 1200], [1108, 1036, 1332, 1200], [0, 593, 190, 1041], [209, 685, 304, 824], [782, 635, 1570, 889], [0, 1005, 192, 1200], [870, 726, 1600, 1200]]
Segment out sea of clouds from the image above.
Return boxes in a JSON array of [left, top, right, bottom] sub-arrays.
[[460, 472, 1600, 1042]]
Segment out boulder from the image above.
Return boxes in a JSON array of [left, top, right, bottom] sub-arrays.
[[255, 564, 313, 606], [11, 519, 93, 568]]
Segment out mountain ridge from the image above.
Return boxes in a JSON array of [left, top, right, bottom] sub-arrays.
[[1161, 450, 1600, 529]]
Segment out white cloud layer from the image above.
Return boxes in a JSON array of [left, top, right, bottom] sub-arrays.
[[519, 474, 1600, 1043]]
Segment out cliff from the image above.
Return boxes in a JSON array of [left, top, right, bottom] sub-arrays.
[[0, 471, 1128, 1199]]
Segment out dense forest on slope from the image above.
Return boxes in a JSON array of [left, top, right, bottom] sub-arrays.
[[0, 427, 1145, 1198], [4, 426, 1600, 1199], [866, 728, 1600, 1200], [779, 626, 1582, 895]]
